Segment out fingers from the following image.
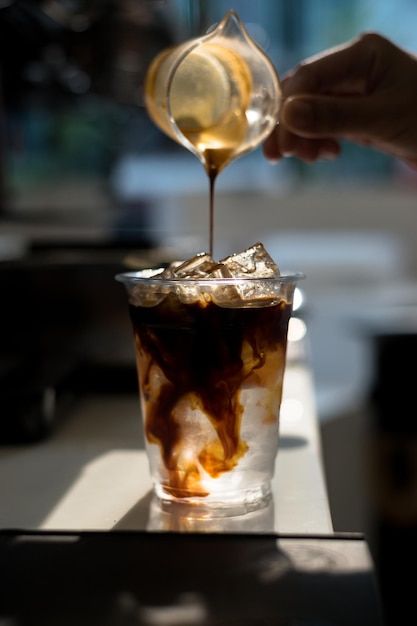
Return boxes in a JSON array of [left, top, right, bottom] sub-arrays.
[[263, 95, 344, 163], [281, 32, 391, 98], [264, 87, 387, 164], [262, 122, 341, 164], [280, 93, 381, 138], [263, 32, 416, 164], [263, 33, 383, 164], [263, 90, 375, 164]]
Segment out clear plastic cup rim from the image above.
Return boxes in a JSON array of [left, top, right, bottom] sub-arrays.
[[115, 268, 305, 286]]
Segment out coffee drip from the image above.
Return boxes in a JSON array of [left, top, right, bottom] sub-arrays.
[[144, 10, 281, 255]]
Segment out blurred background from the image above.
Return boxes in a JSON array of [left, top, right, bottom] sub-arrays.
[[1, 0, 417, 605]]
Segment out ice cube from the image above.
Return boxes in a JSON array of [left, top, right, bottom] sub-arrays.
[[216, 243, 282, 305], [157, 261, 183, 279], [173, 253, 221, 278], [129, 281, 168, 307], [169, 253, 234, 305], [220, 242, 280, 278], [174, 284, 209, 305], [128, 243, 282, 308], [206, 263, 233, 279], [206, 263, 241, 306]]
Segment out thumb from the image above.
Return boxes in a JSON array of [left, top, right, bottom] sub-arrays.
[[280, 94, 381, 139]]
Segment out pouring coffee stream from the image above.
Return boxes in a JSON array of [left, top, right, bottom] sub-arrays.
[[144, 10, 281, 255]]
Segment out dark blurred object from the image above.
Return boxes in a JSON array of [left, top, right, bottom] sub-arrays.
[[0, 355, 139, 443], [0, 353, 80, 443], [0, 530, 383, 625], [0, 246, 144, 443], [367, 331, 417, 626], [0, 0, 173, 105], [0, 0, 175, 216], [0, 0, 91, 106]]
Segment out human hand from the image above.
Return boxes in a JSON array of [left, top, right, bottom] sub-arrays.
[[263, 32, 417, 169]]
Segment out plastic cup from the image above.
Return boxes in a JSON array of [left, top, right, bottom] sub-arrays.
[[116, 269, 303, 516]]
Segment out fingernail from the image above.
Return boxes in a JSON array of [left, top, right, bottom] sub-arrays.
[[320, 150, 337, 160], [285, 100, 313, 131], [320, 144, 341, 160]]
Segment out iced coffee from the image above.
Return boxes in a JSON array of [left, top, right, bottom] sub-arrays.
[[116, 243, 302, 514]]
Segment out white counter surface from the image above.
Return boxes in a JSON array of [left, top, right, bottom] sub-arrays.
[[0, 362, 333, 534]]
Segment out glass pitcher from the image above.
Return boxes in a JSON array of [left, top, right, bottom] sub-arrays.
[[144, 10, 281, 177]]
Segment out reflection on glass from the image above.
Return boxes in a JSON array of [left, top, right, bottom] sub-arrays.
[[147, 494, 275, 532]]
